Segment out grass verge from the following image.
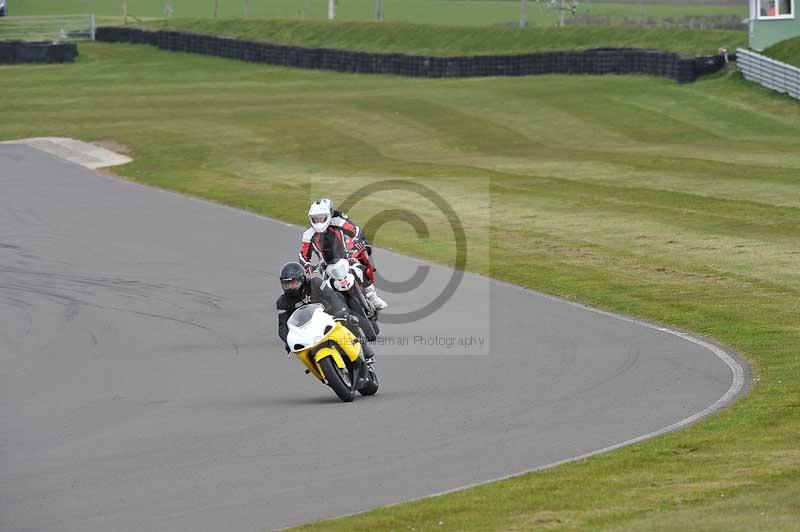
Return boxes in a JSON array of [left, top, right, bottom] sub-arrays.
[[1, 43, 798, 531], [136, 18, 747, 56], [763, 36, 800, 67], [8, 0, 746, 27]]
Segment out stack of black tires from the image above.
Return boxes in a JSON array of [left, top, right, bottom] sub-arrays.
[[0, 41, 78, 64], [95, 26, 727, 83]]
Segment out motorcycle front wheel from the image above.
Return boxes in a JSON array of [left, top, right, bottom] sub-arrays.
[[319, 357, 355, 403], [358, 370, 379, 396]]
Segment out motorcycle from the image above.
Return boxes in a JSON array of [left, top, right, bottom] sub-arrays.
[[319, 251, 380, 341], [286, 303, 378, 403]]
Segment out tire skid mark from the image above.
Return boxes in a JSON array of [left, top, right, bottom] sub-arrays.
[[0, 281, 212, 332], [0, 265, 223, 311]]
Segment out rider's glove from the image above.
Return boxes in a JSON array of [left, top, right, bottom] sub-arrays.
[[333, 313, 360, 327]]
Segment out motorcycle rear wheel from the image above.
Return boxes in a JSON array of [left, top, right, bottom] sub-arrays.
[[319, 357, 355, 403]]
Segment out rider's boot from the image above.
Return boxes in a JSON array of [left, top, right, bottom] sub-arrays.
[[364, 284, 388, 310], [361, 340, 376, 371]]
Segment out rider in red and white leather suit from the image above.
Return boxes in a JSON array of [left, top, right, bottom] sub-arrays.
[[299, 198, 388, 310]]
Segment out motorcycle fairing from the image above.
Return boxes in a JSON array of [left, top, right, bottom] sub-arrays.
[[295, 322, 362, 382]]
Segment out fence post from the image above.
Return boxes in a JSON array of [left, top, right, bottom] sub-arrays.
[[328, 0, 335, 20], [0, 15, 99, 42], [123, 0, 128, 25], [376, 0, 383, 22], [520, 0, 527, 28]]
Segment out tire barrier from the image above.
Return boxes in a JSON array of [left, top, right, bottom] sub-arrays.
[[0, 41, 78, 64], [95, 27, 726, 83]]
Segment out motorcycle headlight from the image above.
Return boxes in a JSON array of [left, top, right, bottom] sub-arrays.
[[328, 259, 349, 280]]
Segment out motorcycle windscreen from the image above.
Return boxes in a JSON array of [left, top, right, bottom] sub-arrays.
[[287, 303, 324, 328]]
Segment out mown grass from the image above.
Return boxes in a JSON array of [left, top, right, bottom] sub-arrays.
[[137, 18, 747, 55], [763, 36, 800, 67], [9, 0, 746, 27], [1, 43, 799, 531]]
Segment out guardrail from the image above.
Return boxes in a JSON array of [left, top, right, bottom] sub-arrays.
[[0, 14, 95, 42], [736, 48, 800, 100]]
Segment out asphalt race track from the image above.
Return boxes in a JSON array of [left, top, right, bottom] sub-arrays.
[[0, 145, 745, 532]]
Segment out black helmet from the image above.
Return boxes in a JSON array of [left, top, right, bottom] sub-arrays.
[[279, 262, 306, 296]]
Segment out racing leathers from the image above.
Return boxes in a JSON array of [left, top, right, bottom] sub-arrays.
[[299, 210, 376, 284], [276, 276, 376, 357]]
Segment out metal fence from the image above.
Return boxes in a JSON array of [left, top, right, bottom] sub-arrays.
[[6, 1, 745, 28], [737, 48, 800, 101], [0, 15, 96, 42]]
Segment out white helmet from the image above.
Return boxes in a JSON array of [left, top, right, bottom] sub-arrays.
[[308, 199, 332, 233]]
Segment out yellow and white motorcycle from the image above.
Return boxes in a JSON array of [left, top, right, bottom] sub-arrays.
[[286, 303, 379, 402]]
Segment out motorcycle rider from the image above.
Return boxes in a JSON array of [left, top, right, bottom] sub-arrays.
[[299, 198, 388, 310], [276, 261, 375, 363]]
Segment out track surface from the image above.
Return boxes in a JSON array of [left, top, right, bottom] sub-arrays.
[[0, 146, 742, 532]]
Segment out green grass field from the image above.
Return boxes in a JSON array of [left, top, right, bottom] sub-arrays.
[[137, 19, 747, 55], [7, 0, 746, 27], [764, 36, 800, 67], [1, 38, 798, 531]]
